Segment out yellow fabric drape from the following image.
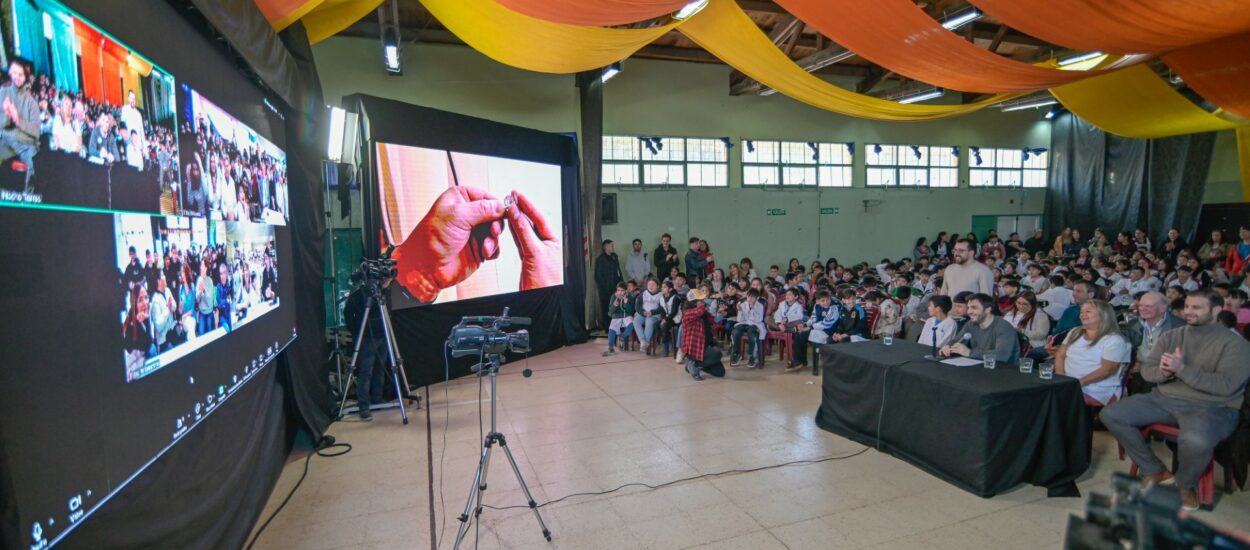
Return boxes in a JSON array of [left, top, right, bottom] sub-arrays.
[[261, 0, 328, 31], [1238, 127, 1250, 202], [417, 0, 677, 74], [677, 0, 1021, 121], [303, 0, 384, 44], [1050, 64, 1246, 139]]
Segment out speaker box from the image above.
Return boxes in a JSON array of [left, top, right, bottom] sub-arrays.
[[602, 193, 617, 225]]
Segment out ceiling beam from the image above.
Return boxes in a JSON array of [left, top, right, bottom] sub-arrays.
[[987, 24, 1010, 53], [730, 14, 801, 85], [732, 43, 859, 95], [736, 0, 789, 13]]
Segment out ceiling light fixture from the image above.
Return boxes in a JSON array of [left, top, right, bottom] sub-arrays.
[[940, 8, 982, 31], [601, 62, 622, 83], [673, 0, 709, 20], [1002, 98, 1058, 112], [1057, 51, 1103, 67], [897, 87, 944, 104]]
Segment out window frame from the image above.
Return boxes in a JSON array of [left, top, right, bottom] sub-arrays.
[[741, 139, 855, 188], [968, 146, 1049, 189], [601, 135, 729, 188], [865, 144, 959, 189]]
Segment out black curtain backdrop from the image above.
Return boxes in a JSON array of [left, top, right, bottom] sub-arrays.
[[576, 71, 604, 331], [24, 2, 332, 549], [1045, 113, 1216, 245], [347, 95, 587, 387]]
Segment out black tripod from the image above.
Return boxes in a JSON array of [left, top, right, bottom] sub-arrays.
[[452, 352, 551, 549], [335, 281, 418, 424]]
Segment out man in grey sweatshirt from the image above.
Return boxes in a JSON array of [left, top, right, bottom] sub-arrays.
[[624, 238, 650, 285], [1102, 290, 1250, 511], [940, 293, 1019, 364], [0, 59, 41, 191]]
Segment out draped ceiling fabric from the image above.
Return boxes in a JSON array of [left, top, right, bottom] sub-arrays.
[[253, 0, 384, 44], [678, 0, 1021, 121], [418, 0, 677, 73], [967, 0, 1250, 55], [1050, 64, 1244, 139], [1163, 32, 1250, 120], [254, 0, 327, 30], [495, 0, 689, 26], [772, 0, 1126, 94]]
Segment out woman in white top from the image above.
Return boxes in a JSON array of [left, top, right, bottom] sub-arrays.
[[1054, 300, 1131, 406], [917, 295, 957, 349], [1003, 291, 1051, 355]]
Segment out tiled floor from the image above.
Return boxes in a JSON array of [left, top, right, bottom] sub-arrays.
[[250, 341, 1250, 550]]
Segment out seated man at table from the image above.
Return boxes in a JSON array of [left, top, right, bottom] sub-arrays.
[[1101, 290, 1250, 511], [940, 293, 1020, 364]]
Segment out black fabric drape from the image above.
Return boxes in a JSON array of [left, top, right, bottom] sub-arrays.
[[1045, 113, 1216, 244], [577, 71, 604, 330]]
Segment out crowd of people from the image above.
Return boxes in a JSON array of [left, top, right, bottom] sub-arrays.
[[120, 235, 279, 381], [596, 225, 1250, 510], [0, 58, 179, 198], [180, 113, 288, 224]]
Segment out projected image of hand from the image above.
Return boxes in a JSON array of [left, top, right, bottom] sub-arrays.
[[395, 186, 506, 302], [505, 190, 562, 290]]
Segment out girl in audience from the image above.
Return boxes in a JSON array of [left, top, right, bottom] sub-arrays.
[[933, 232, 950, 257], [917, 295, 956, 349], [787, 258, 801, 274], [1052, 228, 1073, 257], [825, 258, 839, 275], [1224, 289, 1250, 325], [1004, 291, 1051, 359], [913, 237, 931, 260], [1074, 247, 1092, 268], [603, 282, 635, 357], [658, 281, 683, 356], [739, 257, 759, 280], [1064, 229, 1084, 256], [1133, 228, 1152, 253], [728, 263, 742, 283], [122, 285, 153, 377], [1054, 300, 1131, 406], [709, 268, 726, 294], [1198, 229, 1228, 263]]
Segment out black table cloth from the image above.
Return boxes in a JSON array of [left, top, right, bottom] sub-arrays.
[[815, 340, 1091, 497]]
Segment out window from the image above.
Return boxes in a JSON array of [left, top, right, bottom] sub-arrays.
[[742, 140, 853, 187], [969, 147, 1049, 188], [865, 144, 958, 188], [601, 135, 728, 187]]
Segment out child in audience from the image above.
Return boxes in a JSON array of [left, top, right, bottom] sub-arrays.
[[917, 295, 956, 349], [769, 265, 784, 285], [658, 281, 683, 356], [730, 288, 766, 368], [830, 288, 868, 342], [603, 282, 635, 356]]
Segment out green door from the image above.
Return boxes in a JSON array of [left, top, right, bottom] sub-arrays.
[[970, 215, 998, 242]]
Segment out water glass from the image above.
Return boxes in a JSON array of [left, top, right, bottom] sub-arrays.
[[983, 353, 996, 369], [1019, 357, 1034, 374], [882, 335, 894, 346], [1039, 362, 1055, 380]]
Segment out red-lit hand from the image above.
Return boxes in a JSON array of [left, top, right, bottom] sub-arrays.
[[505, 190, 562, 291], [394, 187, 505, 302]]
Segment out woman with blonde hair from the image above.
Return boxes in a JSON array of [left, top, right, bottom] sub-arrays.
[[1054, 300, 1131, 406], [1052, 228, 1073, 256]]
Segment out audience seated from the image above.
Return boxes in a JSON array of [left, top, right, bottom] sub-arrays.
[[1004, 290, 1051, 358], [917, 295, 956, 349], [1102, 290, 1250, 511], [940, 293, 1020, 364], [1053, 300, 1131, 406]]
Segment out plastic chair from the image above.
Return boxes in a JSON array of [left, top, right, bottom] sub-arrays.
[[765, 330, 794, 366], [1127, 423, 1219, 509]]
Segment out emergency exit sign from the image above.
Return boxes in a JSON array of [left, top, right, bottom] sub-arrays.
[[765, 208, 787, 216]]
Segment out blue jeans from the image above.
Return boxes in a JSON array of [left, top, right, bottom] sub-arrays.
[[607, 322, 634, 351], [1102, 392, 1239, 489], [196, 312, 215, 335], [356, 337, 388, 411], [633, 314, 659, 347]]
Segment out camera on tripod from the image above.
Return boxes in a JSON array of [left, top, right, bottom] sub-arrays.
[[449, 307, 531, 359], [350, 244, 398, 287]]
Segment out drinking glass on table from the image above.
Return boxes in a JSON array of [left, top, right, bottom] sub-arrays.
[[882, 335, 893, 346], [1039, 362, 1054, 380], [983, 353, 996, 369], [1019, 357, 1034, 374]]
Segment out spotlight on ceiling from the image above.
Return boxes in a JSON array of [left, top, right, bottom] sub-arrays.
[[601, 62, 622, 83], [940, 8, 982, 30], [897, 87, 945, 104], [1002, 97, 1059, 112], [1057, 51, 1104, 67], [673, 0, 709, 20], [379, 0, 402, 75]]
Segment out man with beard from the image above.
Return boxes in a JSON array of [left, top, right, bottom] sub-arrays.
[[940, 238, 994, 296], [0, 58, 40, 191]]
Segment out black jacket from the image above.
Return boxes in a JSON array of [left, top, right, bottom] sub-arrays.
[[653, 245, 679, 279], [594, 252, 623, 292]]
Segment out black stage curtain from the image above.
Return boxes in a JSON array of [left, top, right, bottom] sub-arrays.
[[1045, 113, 1216, 244], [37, 2, 332, 549], [346, 95, 588, 387], [576, 71, 604, 330]]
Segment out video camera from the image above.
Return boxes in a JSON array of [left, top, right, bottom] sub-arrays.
[[351, 244, 399, 285], [1065, 473, 1250, 549], [449, 307, 531, 359]]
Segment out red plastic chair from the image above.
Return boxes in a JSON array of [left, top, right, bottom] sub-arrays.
[[765, 330, 794, 366], [1127, 423, 1217, 508]]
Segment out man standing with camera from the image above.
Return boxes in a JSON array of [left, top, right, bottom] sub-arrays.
[[344, 275, 392, 421]]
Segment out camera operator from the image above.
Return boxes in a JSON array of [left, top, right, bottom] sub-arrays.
[[344, 273, 393, 422]]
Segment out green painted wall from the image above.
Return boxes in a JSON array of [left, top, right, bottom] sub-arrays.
[[1203, 130, 1244, 204], [324, 38, 1250, 266]]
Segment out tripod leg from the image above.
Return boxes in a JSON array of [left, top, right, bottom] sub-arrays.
[[497, 436, 552, 541], [375, 301, 410, 423], [336, 312, 371, 420], [453, 442, 493, 550], [478, 436, 495, 494]]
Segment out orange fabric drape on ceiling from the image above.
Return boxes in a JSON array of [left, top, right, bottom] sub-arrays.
[[494, 0, 689, 26], [254, 0, 326, 31], [1163, 33, 1250, 120], [773, 0, 1123, 94], [75, 20, 105, 105], [966, 0, 1250, 55]]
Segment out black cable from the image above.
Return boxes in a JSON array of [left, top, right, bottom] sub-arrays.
[[435, 343, 453, 550], [477, 447, 871, 512], [246, 438, 352, 550]]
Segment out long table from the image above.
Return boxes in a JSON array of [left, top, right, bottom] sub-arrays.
[[815, 340, 1091, 497]]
